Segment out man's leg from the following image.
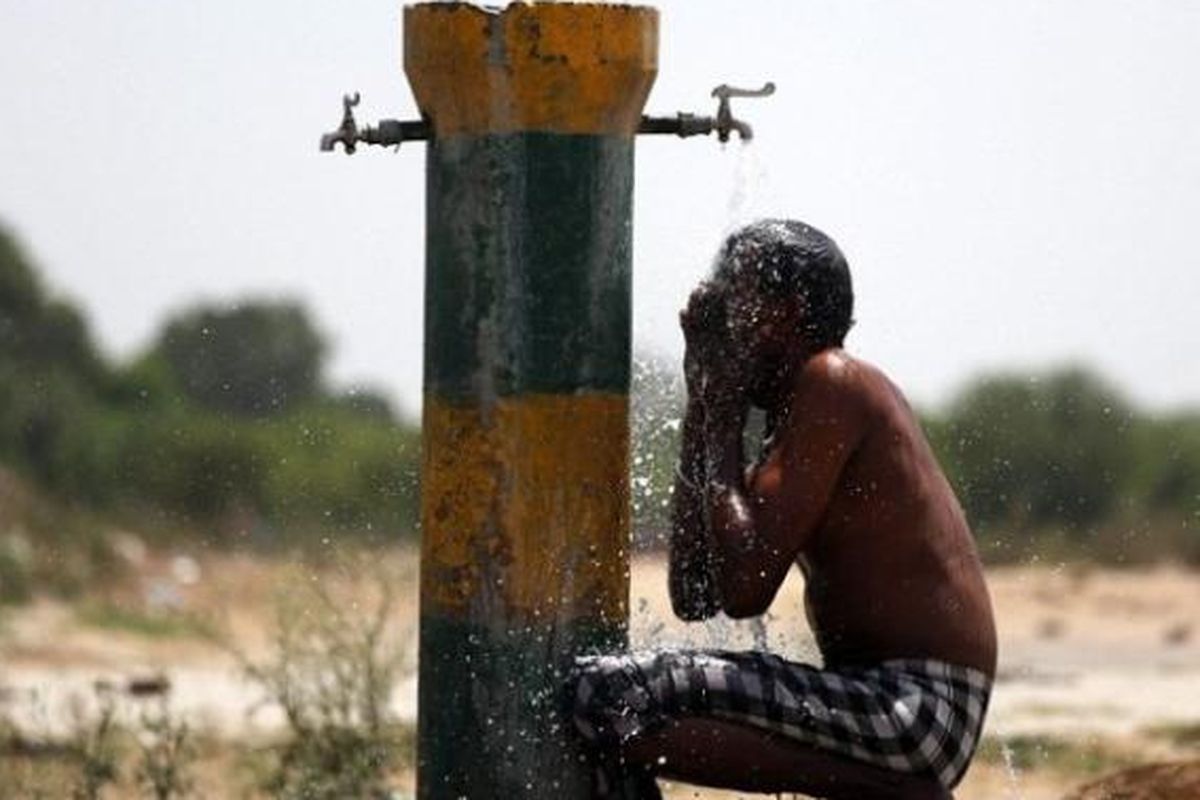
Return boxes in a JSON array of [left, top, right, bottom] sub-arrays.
[[569, 650, 967, 799], [623, 717, 952, 800]]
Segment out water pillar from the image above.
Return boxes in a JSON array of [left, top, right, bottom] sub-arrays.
[[405, 4, 658, 796]]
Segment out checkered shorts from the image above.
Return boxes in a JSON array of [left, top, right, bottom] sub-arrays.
[[570, 650, 991, 792]]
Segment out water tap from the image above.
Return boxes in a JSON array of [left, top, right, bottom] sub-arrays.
[[320, 93, 363, 154], [639, 81, 775, 143], [712, 82, 776, 143], [319, 92, 428, 154]]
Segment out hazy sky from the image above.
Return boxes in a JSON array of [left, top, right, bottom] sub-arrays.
[[2, 0, 1198, 415]]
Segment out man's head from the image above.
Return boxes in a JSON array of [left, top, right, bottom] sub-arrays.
[[709, 219, 854, 400]]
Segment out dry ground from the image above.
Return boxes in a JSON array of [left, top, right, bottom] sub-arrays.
[[2, 546, 1198, 798]]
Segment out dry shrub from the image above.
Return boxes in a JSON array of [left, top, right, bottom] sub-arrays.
[[236, 563, 410, 799]]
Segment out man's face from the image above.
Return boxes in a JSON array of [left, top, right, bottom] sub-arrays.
[[722, 274, 798, 404]]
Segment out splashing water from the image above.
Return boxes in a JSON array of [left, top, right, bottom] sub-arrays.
[[724, 143, 767, 234], [628, 143, 811, 660], [998, 734, 1026, 799], [749, 616, 770, 653]]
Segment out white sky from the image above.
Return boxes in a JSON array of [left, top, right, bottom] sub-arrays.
[[2, 0, 1198, 416]]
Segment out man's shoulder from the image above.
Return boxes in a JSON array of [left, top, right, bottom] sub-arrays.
[[803, 348, 855, 374], [798, 349, 879, 397], [795, 350, 901, 419]]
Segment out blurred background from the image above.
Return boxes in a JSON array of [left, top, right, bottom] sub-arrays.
[[1, 1, 1197, 798]]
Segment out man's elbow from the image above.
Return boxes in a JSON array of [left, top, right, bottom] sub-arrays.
[[668, 577, 720, 622], [671, 595, 719, 622], [717, 580, 771, 620], [721, 597, 769, 620]]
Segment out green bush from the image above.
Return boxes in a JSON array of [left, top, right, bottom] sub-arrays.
[[101, 406, 420, 542], [115, 410, 269, 522], [1127, 415, 1200, 517], [0, 539, 33, 605], [256, 407, 420, 538], [936, 368, 1135, 532], [154, 301, 326, 417]]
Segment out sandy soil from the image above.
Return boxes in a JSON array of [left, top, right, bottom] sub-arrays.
[[2, 548, 1198, 798]]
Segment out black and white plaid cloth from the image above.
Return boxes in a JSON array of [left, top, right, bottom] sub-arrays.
[[570, 650, 991, 794]]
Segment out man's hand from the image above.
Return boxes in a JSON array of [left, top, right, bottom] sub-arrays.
[[680, 283, 749, 415], [671, 281, 755, 622], [680, 282, 724, 395]]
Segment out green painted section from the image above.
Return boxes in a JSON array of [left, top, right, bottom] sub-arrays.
[[416, 612, 625, 798], [424, 133, 634, 401]]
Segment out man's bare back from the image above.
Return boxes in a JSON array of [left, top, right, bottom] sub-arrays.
[[758, 349, 997, 675]]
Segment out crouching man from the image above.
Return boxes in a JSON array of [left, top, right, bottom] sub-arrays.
[[569, 220, 997, 799]]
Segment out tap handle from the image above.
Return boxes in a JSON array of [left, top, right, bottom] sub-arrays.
[[712, 82, 776, 101], [711, 82, 775, 142]]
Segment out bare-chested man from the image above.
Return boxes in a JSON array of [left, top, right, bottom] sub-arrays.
[[570, 220, 997, 799]]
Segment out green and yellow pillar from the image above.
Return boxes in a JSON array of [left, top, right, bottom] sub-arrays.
[[405, 3, 658, 796]]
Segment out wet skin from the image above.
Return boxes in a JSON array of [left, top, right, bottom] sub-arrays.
[[637, 282, 998, 795], [747, 349, 997, 673]]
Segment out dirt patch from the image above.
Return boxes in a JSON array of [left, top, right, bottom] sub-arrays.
[[1065, 760, 1200, 799], [2, 552, 1198, 799]]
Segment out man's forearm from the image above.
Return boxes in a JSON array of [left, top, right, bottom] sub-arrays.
[[668, 477, 720, 620], [703, 399, 748, 490], [678, 396, 706, 484], [668, 398, 721, 620], [702, 399, 760, 589]]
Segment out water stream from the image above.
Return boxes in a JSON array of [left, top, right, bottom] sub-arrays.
[[724, 142, 772, 235]]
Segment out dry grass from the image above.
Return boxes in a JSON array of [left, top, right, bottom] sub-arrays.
[[2, 547, 1198, 798]]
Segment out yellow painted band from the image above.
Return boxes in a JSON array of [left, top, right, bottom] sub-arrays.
[[421, 393, 630, 623], [404, 2, 659, 137]]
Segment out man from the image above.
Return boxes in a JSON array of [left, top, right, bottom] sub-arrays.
[[571, 220, 997, 799]]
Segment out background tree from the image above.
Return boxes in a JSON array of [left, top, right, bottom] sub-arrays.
[[1, 227, 105, 385], [0, 224, 108, 493], [934, 367, 1136, 533], [1127, 413, 1200, 518], [155, 301, 326, 417]]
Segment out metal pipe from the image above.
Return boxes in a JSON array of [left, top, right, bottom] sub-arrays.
[[638, 113, 715, 138], [360, 119, 429, 147]]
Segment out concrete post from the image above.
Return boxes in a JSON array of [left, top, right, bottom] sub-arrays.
[[405, 3, 658, 796]]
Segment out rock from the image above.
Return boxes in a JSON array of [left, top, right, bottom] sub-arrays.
[[171, 554, 202, 586], [109, 530, 148, 567], [127, 674, 172, 697], [1162, 622, 1191, 647], [1065, 760, 1200, 800]]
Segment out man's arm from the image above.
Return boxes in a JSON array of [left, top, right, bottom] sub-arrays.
[[668, 394, 722, 621], [704, 357, 867, 618]]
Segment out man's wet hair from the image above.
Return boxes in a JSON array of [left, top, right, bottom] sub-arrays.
[[713, 219, 855, 347]]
